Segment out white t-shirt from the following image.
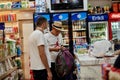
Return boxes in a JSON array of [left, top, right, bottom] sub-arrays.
[[29, 30, 51, 70], [44, 32, 62, 62]]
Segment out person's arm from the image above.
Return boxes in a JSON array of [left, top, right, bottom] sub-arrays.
[[38, 45, 52, 80], [49, 47, 61, 52]]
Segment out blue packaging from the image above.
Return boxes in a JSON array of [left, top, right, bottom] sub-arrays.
[[11, 2, 21, 9]]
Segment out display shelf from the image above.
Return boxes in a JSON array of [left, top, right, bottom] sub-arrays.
[[73, 36, 86, 39], [90, 31, 105, 33], [91, 38, 105, 43], [0, 0, 20, 2], [0, 67, 17, 80], [0, 21, 18, 23], [73, 29, 86, 31], [0, 8, 35, 12], [0, 54, 17, 62]]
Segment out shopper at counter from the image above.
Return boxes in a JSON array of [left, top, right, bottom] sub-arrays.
[[28, 17, 52, 80], [44, 21, 63, 80]]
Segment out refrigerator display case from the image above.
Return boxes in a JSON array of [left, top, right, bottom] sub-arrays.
[[70, 11, 88, 54], [108, 12, 120, 40], [87, 14, 109, 44]]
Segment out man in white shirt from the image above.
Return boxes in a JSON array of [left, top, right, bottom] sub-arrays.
[[29, 17, 52, 80], [44, 21, 63, 80]]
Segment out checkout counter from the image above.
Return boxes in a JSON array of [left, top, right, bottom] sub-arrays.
[[77, 54, 117, 80]]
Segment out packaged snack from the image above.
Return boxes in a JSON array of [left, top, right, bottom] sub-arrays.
[[11, 2, 21, 9]]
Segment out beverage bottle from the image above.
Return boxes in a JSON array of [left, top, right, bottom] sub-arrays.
[[75, 60, 81, 80]]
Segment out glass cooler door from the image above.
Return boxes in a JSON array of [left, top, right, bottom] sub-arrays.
[[70, 12, 88, 54], [89, 21, 108, 44], [111, 21, 120, 40]]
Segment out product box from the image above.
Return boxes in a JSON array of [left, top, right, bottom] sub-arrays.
[[21, 1, 29, 8], [29, 1, 35, 8], [11, 2, 21, 9], [6, 2, 12, 9]]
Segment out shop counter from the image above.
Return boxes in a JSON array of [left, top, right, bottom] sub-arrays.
[[77, 54, 118, 80]]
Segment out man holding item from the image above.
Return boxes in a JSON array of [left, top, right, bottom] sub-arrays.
[[44, 21, 63, 80]]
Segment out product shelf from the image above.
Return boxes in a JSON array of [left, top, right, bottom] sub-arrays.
[[0, 0, 20, 2], [73, 36, 86, 39], [73, 29, 86, 31], [0, 21, 18, 23], [0, 54, 17, 62], [0, 8, 35, 12], [90, 31, 105, 33], [0, 67, 17, 80]]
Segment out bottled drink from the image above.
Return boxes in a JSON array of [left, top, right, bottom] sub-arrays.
[[75, 60, 81, 80]]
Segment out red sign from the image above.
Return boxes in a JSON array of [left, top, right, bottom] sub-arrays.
[[109, 13, 120, 19]]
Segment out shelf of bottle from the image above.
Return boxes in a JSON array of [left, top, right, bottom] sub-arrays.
[[73, 36, 86, 39], [0, 8, 35, 12], [113, 34, 117, 36], [0, 21, 18, 23], [6, 33, 18, 35], [0, 54, 17, 62], [0, 0, 20, 2], [90, 31, 105, 33], [73, 29, 86, 31], [112, 37, 118, 40], [0, 67, 17, 80], [91, 37, 106, 42], [112, 29, 120, 32]]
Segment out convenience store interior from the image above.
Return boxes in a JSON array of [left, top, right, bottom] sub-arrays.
[[0, 0, 120, 80]]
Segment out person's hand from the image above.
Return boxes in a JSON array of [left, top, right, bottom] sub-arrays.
[[47, 70, 52, 80], [60, 46, 65, 50], [56, 46, 61, 51]]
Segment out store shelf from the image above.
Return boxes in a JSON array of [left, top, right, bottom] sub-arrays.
[[0, 67, 17, 80], [0, 0, 20, 2], [0, 8, 35, 12], [73, 29, 86, 31], [0, 21, 18, 23], [90, 31, 105, 33], [0, 0, 20, 1], [73, 36, 86, 39], [0, 54, 17, 62], [91, 38, 105, 42]]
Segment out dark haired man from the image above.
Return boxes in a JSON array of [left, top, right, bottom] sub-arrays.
[[29, 17, 52, 80]]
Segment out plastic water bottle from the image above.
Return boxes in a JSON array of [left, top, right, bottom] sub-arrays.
[[76, 60, 81, 80]]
